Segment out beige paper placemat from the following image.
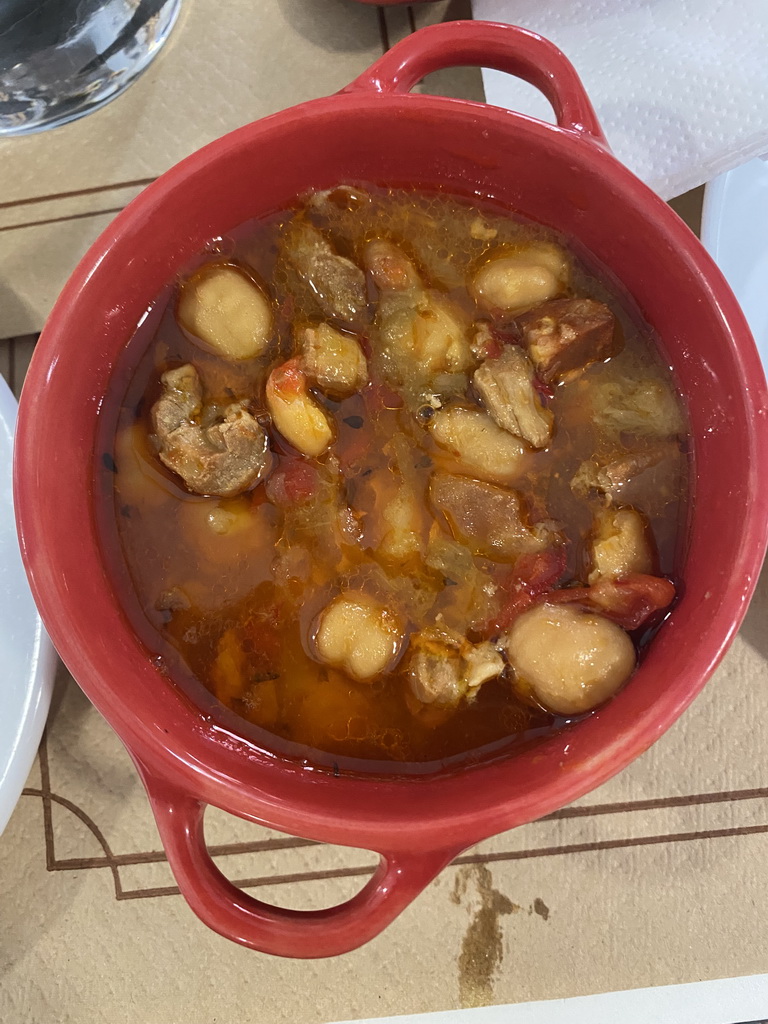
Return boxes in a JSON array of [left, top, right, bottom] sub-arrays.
[[0, 0, 467, 339], [1, 571, 767, 1024]]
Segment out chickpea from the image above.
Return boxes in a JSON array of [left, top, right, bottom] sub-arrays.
[[504, 603, 636, 714], [313, 592, 404, 681], [428, 405, 528, 485], [589, 507, 653, 584], [177, 263, 272, 360], [471, 243, 567, 314], [265, 359, 334, 458]]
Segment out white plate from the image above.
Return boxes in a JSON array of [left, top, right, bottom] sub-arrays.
[[701, 155, 768, 373], [0, 373, 55, 834]]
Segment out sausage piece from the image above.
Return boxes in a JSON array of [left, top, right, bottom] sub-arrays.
[[517, 298, 618, 383]]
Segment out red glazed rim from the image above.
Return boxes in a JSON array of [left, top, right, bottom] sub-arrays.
[[14, 22, 768, 957]]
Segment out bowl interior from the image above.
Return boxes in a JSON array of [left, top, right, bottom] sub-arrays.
[[16, 93, 768, 850]]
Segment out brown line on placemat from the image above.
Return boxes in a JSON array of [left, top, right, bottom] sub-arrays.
[[24, 783, 125, 896], [117, 864, 371, 901], [377, 5, 390, 52], [0, 206, 126, 234], [113, 821, 768, 900], [0, 177, 155, 211], [36, 737, 55, 872], [44, 836, 317, 870], [19, 782, 768, 876], [406, 5, 417, 35], [543, 785, 768, 821]]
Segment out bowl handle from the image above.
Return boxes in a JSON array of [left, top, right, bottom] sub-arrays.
[[140, 768, 460, 958], [342, 19, 608, 146]]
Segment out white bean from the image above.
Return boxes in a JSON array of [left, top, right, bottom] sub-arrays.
[[588, 507, 653, 584], [301, 323, 368, 396], [471, 243, 567, 314], [177, 264, 272, 360], [504, 603, 636, 714], [428, 405, 528, 485], [265, 359, 334, 458], [313, 592, 403, 681]]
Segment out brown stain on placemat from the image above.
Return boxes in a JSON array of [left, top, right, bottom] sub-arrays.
[[452, 863, 519, 1008]]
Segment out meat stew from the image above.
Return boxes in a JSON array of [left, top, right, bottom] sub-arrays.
[[99, 185, 689, 769]]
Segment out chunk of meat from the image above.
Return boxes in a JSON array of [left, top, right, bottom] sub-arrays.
[[429, 471, 550, 561], [300, 323, 368, 397], [517, 298, 618, 383], [283, 221, 367, 323], [589, 375, 685, 437], [312, 592, 403, 681], [176, 262, 272, 361], [365, 239, 474, 391], [571, 445, 669, 500], [588, 506, 654, 584], [407, 626, 504, 706], [504, 602, 636, 714], [428, 405, 528, 486], [473, 346, 553, 448], [470, 243, 568, 314], [546, 573, 676, 631], [265, 358, 334, 458], [152, 364, 272, 497]]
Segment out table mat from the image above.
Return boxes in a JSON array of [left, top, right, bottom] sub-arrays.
[[0, 0, 462, 338]]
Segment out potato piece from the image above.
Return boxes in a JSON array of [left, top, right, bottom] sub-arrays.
[[428, 406, 528, 485], [177, 263, 272, 361], [471, 243, 567, 314], [473, 346, 553, 448], [265, 358, 334, 458], [210, 628, 247, 706], [407, 626, 504, 706], [290, 668, 378, 750], [313, 592, 403, 681], [177, 497, 277, 569], [113, 424, 172, 510], [300, 323, 368, 397], [588, 507, 653, 584], [504, 603, 636, 714], [429, 471, 548, 561]]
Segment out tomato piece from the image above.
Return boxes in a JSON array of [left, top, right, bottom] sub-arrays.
[[546, 573, 676, 630], [265, 458, 318, 507], [487, 546, 567, 634]]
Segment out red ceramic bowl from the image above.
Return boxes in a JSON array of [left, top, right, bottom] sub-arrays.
[[15, 22, 768, 958]]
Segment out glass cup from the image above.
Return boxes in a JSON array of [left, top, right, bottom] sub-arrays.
[[0, 0, 182, 136]]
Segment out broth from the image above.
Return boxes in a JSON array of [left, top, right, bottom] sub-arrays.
[[99, 186, 689, 767]]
